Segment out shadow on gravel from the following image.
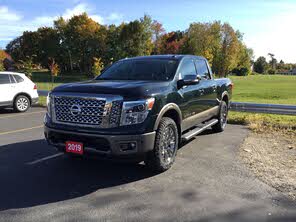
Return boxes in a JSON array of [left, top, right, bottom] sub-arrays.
[[0, 139, 156, 211]]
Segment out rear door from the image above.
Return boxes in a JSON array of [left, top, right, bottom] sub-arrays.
[[194, 59, 218, 110], [0, 74, 13, 105]]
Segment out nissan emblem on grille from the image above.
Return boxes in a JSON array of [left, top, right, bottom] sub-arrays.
[[70, 104, 81, 116]]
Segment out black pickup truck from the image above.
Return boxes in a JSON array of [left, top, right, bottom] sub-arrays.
[[44, 55, 233, 172]]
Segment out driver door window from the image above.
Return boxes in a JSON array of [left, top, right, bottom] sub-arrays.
[[178, 59, 197, 79]]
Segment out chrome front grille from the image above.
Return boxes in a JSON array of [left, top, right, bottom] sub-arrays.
[[51, 92, 124, 128], [53, 96, 106, 126]]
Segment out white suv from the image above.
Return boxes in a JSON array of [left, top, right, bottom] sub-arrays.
[[0, 72, 39, 112]]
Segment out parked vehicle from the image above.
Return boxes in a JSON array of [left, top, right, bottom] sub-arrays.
[[0, 72, 39, 112], [44, 55, 233, 172]]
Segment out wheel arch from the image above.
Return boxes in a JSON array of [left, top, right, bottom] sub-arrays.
[[13, 92, 32, 105], [221, 91, 229, 108], [153, 103, 182, 139]]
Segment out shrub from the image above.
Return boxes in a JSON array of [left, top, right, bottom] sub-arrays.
[[267, 69, 276, 74], [231, 67, 250, 76], [0, 61, 4, 71], [92, 57, 104, 77]]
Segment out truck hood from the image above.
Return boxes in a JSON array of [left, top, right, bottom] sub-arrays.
[[52, 80, 171, 98]]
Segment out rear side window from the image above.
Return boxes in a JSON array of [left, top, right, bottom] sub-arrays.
[[195, 60, 210, 79], [13, 75, 24, 83], [178, 59, 196, 78], [0, 74, 10, 84]]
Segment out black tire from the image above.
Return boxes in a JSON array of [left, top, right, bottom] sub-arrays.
[[212, 101, 228, 133], [145, 117, 179, 173], [13, 95, 30, 112]]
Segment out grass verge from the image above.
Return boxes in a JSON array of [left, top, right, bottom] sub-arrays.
[[38, 96, 47, 107], [228, 111, 296, 133]]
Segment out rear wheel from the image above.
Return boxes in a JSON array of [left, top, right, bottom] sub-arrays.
[[212, 101, 228, 133], [145, 117, 178, 172], [14, 95, 30, 112]]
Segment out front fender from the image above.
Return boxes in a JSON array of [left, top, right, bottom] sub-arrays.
[[153, 103, 182, 131]]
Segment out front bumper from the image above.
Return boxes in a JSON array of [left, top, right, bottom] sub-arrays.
[[44, 126, 156, 160]]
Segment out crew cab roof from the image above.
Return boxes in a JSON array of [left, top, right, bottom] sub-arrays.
[[119, 54, 206, 62]]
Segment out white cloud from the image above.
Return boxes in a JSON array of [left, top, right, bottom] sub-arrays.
[[33, 16, 56, 26], [62, 3, 89, 20], [107, 13, 123, 21], [0, 6, 22, 21], [90, 15, 104, 24], [32, 3, 107, 25], [0, 37, 14, 41]]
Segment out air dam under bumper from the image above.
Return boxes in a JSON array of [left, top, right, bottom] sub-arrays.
[[44, 126, 156, 158]]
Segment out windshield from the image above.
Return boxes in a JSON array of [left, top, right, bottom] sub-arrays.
[[96, 59, 179, 81]]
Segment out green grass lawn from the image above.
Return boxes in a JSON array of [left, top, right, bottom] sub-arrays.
[[32, 71, 90, 91], [230, 75, 296, 105]]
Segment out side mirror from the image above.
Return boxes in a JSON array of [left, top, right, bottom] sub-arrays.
[[177, 74, 200, 88]]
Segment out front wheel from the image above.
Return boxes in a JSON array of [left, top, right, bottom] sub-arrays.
[[212, 101, 228, 133], [14, 95, 30, 112], [145, 117, 179, 173]]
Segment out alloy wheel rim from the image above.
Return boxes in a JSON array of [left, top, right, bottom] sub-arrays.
[[160, 125, 176, 165], [17, 98, 29, 111]]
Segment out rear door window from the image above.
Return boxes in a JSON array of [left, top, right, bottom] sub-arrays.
[[195, 60, 211, 79], [0, 74, 11, 84], [13, 75, 24, 83]]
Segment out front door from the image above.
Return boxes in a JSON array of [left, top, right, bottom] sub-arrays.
[[177, 58, 206, 130]]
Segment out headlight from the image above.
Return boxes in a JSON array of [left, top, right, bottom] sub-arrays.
[[46, 93, 51, 117], [120, 98, 155, 126]]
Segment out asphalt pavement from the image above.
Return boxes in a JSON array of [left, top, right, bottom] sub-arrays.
[[0, 107, 295, 222]]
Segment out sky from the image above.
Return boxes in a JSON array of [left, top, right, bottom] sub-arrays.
[[0, 0, 295, 63]]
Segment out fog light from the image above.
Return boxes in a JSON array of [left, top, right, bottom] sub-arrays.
[[119, 142, 137, 152]]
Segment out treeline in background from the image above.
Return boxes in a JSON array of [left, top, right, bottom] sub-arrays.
[[1, 13, 258, 78]]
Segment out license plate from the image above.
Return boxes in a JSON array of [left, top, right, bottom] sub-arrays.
[[65, 141, 83, 155]]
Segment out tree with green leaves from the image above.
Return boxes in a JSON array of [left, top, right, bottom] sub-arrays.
[[253, 56, 268, 74], [19, 55, 35, 79], [54, 13, 107, 74], [5, 13, 254, 78], [118, 15, 153, 58]]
